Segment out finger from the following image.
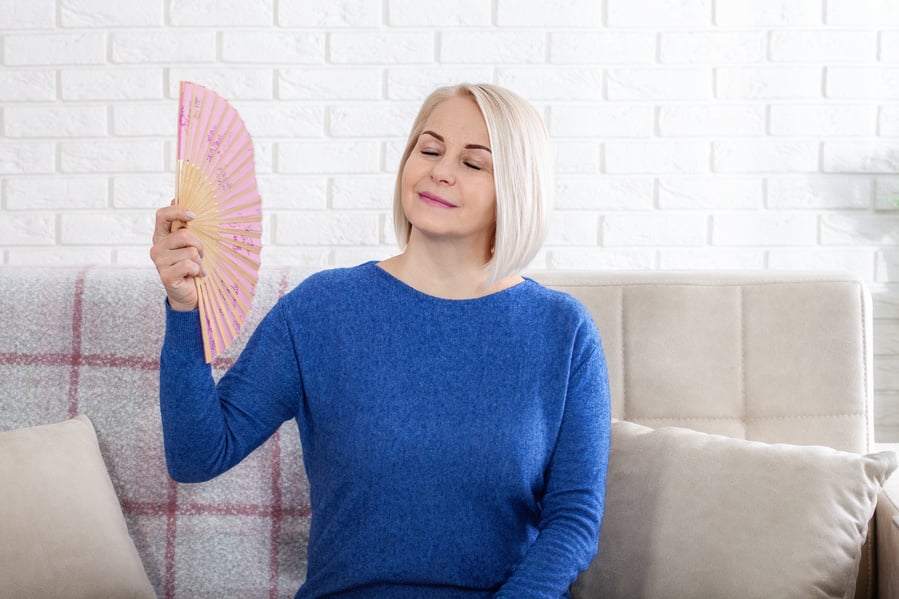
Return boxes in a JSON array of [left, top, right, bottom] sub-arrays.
[[152, 237, 205, 277], [153, 205, 196, 242], [156, 204, 196, 226], [163, 228, 204, 257], [153, 229, 203, 257], [161, 258, 204, 285], [157, 250, 206, 287], [150, 230, 205, 272], [156, 243, 201, 266], [158, 263, 201, 311], [160, 206, 196, 231]]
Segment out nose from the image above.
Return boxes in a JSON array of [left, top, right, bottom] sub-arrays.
[[429, 155, 456, 185]]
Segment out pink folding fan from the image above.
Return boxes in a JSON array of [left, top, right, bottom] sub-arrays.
[[174, 81, 262, 363]]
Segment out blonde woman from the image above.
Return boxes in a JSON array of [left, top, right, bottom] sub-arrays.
[[151, 83, 611, 598]]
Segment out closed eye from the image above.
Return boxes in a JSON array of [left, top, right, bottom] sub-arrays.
[[464, 162, 482, 171]]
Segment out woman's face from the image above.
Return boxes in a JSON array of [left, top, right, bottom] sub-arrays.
[[400, 95, 496, 255]]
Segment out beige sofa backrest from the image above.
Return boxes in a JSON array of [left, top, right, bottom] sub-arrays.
[[531, 270, 873, 454]]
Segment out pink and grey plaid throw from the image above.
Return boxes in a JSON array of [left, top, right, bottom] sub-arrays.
[[0, 265, 319, 599]]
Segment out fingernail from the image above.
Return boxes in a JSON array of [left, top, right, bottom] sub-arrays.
[[186, 211, 197, 219]]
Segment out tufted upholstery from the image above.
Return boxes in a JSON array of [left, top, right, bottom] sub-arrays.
[[532, 271, 872, 453]]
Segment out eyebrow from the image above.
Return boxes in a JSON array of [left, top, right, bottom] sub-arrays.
[[421, 130, 491, 153]]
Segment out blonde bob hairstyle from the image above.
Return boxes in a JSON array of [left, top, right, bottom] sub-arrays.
[[392, 83, 553, 284]]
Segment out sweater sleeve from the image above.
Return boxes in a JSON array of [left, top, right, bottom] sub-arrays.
[[159, 299, 303, 483], [495, 335, 611, 597]]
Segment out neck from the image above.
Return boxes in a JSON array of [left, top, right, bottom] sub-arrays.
[[379, 231, 521, 300]]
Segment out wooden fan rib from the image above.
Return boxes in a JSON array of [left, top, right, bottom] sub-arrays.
[[215, 233, 262, 257], [197, 93, 226, 166], [216, 199, 262, 219], [208, 164, 256, 208], [201, 99, 241, 163], [188, 235, 259, 266], [216, 263, 252, 322], [184, 172, 258, 220], [199, 267, 250, 339], [201, 117, 241, 182], [204, 141, 253, 188], [178, 161, 204, 204], [185, 85, 212, 170], [199, 273, 241, 346], [189, 152, 257, 215], [214, 239, 262, 278], [205, 110, 250, 159], [178, 82, 199, 160], [209, 249, 259, 305], [190, 222, 262, 250], [203, 260, 252, 326], [177, 84, 203, 210], [214, 137, 253, 172], [213, 173, 259, 208], [178, 162, 206, 209], [196, 231, 261, 277], [215, 217, 263, 228], [201, 238, 254, 315], [198, 272, 237, 354], [190, 123, 255, 199], [233, 232, 262, 245], [176, 81, 187, 162], [178, 163, 220, 218], [213, 192, 260, 221], [217, 240, 262, 261], [210, 145, 255, 187], [214, 250, 260, 293], [187, 95, 224, 203], [213, 163, 255, 201], [198, 108, 250, 187], [180, 178, 217, 217], [195, 283, 218, 363], [201, 105, 235, 165], [211, 137, 253, 177], [203, 296, 231, 360]]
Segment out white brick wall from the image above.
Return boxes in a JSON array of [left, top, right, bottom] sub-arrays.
[[2, 0, 899, 439]]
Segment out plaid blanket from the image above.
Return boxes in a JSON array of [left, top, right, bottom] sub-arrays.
[[0, 265, 318, 599]]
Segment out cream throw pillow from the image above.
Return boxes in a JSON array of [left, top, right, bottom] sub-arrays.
[[0, 416, 155, 599], [572, 420, 897, 599]]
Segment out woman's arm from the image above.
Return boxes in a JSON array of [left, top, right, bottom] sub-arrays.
[[495, 342, 611, 598], [159, 299, 302, 483], [151, 202, 302, 483]]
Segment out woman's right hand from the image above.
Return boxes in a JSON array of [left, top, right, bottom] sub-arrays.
[[150, 202, 205, 312]]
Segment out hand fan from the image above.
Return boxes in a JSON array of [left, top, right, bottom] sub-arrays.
[[175, 81, 262, 363]]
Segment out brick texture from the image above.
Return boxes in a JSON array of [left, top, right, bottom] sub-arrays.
[[1, 0, 899, 443]]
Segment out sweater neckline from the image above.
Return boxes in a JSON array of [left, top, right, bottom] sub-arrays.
[[363, 261, 534, 304]]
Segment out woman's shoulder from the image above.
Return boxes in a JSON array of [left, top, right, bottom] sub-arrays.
[[281, 262, 380, 306], [520, 279, 602, 347], [523, 278, 593, 318]]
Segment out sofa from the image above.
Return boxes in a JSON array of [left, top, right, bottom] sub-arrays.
[[0, 265, 896, 599]]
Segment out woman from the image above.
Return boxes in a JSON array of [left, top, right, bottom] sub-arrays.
[[150, 83, 611, 598]]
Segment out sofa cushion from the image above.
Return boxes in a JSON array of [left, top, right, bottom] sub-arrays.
[[0, 415, 155, 599], [572, 420, 897, 599]]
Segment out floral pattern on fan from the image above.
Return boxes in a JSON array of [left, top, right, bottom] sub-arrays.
[[176, 81, 262, 363]]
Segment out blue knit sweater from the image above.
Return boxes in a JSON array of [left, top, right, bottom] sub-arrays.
[[160, 262, 611, 598]]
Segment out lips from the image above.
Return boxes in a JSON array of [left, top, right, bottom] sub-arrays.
[[418, 191, 457, 208]]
